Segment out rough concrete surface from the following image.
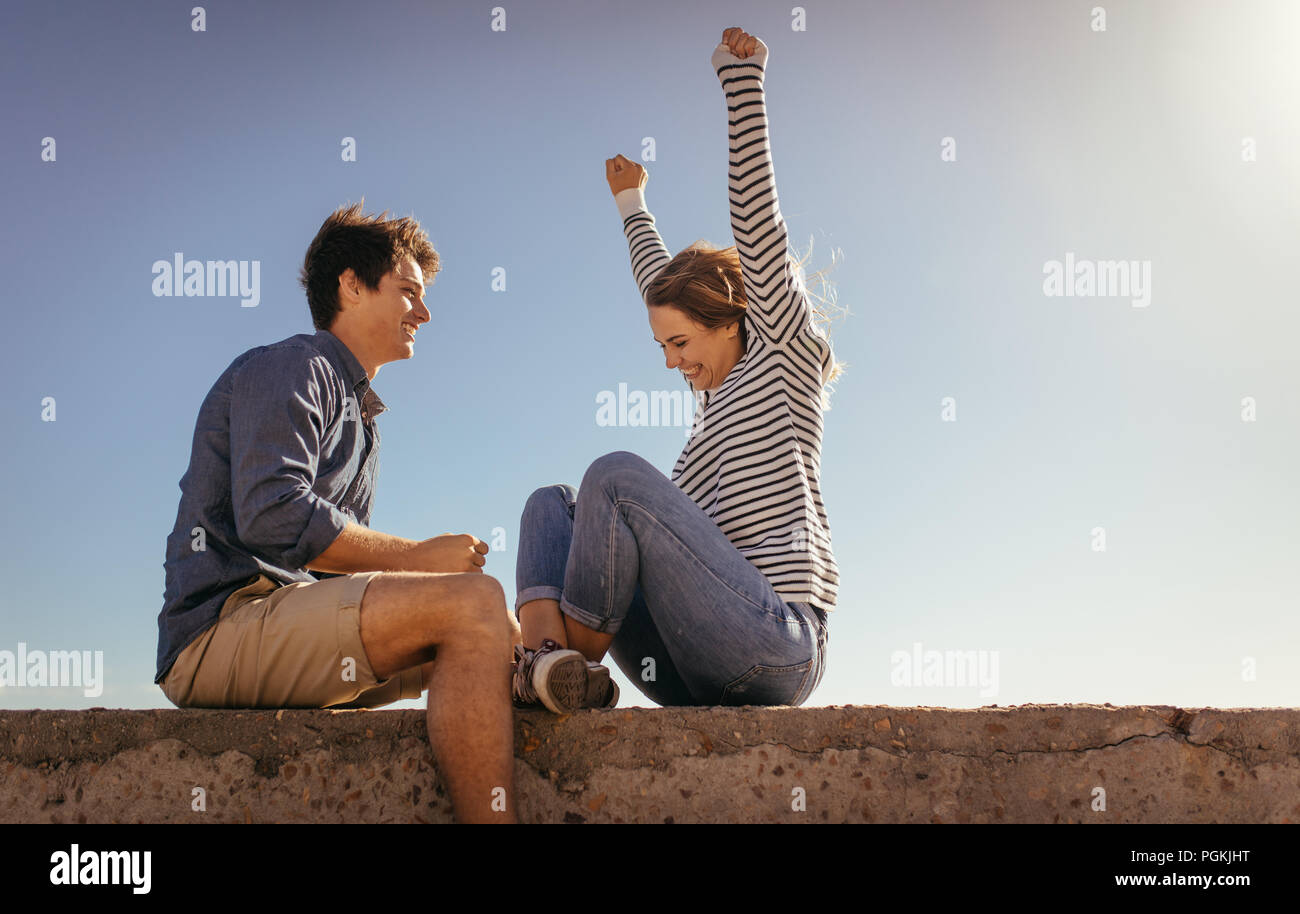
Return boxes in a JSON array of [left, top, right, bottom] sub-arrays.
[[1, 705, 1297, 823]]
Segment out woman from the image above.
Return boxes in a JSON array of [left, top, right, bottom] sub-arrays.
[[512, 27, 839, 711]]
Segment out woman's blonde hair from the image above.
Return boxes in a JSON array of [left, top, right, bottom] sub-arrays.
[[644, 239, 846, 405]]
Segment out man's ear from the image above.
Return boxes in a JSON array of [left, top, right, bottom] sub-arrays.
[[336, 268, 361, 311]]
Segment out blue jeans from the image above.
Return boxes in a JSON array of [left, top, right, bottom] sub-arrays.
[[515, 451, 828, 707]]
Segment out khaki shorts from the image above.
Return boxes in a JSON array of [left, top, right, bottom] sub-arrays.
[[161, 572, 425, 709]]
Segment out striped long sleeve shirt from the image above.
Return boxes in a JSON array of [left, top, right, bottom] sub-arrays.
[[613, 40, 839, 613]]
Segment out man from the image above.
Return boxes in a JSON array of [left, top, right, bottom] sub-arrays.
[[155, 202, 520, 823]]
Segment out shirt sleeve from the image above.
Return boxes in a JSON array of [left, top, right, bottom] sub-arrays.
[[712, 40, 818, 351], [228, 348, 352, 570], [614, 186, 673, 304]]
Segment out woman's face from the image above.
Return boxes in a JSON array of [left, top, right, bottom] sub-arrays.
[[648, 305, 744, 391]]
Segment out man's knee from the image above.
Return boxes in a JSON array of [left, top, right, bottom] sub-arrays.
[[434, 573, 511, 645], [361, 571, 508, 664]]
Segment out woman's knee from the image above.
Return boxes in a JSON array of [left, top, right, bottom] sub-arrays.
[[581, 451, 658, 496], [521, 483, 576, 522]]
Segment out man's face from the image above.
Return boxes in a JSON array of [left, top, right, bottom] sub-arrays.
[[354, 256, 429, 366]]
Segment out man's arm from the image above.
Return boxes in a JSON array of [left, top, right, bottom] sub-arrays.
[[307, 524, 487, 574], [229, 350, 354, 570], [229, 349, 486, 576]]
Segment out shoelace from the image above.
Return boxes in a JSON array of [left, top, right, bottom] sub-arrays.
[[512, 644, 540, 704], [513, 639, 568, 705]]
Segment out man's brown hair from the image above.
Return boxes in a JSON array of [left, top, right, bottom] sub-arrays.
[[300, 201, 440, 330]]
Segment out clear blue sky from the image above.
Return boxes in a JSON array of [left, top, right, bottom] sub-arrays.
[[2, 0, 1297, 711]]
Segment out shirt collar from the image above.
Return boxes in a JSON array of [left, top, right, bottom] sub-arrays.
[[314, 329, 388, 420]]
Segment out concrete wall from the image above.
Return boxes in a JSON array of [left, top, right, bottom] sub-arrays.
[[2, 704, 1297, 823]]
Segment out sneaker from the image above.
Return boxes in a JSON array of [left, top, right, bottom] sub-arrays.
[[583, 661, 619, 709], [512, 639, 589, 713]]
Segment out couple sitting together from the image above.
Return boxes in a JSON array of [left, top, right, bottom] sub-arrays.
[[154, 28, 840, 823]]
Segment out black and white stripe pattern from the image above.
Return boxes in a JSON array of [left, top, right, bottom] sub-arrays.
[[615, 45, 839, 612]]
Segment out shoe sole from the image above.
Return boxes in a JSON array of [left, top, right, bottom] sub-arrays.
[[532, 650, 589, 714], [583, 667, 619, 709]]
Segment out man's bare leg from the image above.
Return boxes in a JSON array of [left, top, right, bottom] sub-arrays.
[[359, 571, 518, 824], [518, 597, 614, 663]]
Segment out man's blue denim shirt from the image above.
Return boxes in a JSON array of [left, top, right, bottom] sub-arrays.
[[155, 330, 386, 682]]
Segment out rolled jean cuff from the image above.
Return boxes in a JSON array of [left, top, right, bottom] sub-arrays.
[[514, 584, 564, 616], [559, 596, 620, 635]]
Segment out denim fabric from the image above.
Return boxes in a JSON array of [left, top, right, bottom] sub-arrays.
[[155, 330, 385, 682], [516, 451, 827, 707]]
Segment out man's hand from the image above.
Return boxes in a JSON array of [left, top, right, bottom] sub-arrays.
[[606, 154, 647, 197], [409, 533, 489, 574]]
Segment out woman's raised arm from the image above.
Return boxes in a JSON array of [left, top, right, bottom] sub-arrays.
[[606, 154, 672, 303], [712, 29, 813, 349]]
